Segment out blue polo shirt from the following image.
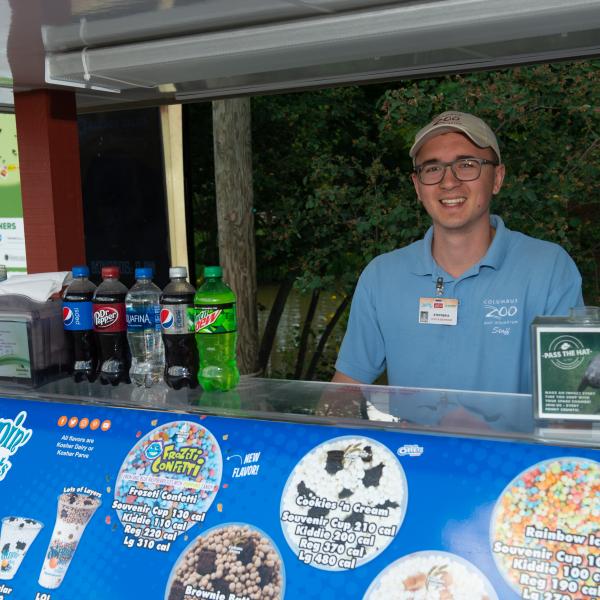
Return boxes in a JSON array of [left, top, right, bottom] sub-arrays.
[[336, 215, 583, 393]]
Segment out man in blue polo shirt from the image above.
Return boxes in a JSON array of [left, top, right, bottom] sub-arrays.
[[333, 111, 583, 393]]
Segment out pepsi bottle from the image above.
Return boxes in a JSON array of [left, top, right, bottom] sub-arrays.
[[160, 266, 198, 389], [62, 266, 97, 382], [93, 266, 131, 385]]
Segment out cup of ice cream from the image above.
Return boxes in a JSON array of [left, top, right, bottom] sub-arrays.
[[0, 516, 43, 580]]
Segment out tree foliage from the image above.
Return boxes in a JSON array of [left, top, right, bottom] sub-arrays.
[[379, 62, 600, 297], [188, 60, 600, 380]]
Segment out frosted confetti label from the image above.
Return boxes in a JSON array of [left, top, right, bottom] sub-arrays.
[[363, 550, 498, 599], [280, 436, 407, 571], [165, 523, 285, 600], [113, 420, 222, 552], [491, 457, 600, 599]]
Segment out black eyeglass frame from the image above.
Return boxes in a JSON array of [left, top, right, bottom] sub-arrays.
[[414, 157, 499, 185]]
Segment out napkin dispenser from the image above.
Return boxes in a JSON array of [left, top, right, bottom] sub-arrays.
[[0, 295, 68, 386]]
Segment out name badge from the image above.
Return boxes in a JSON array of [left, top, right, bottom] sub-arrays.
[[418, 297, 459, 326]]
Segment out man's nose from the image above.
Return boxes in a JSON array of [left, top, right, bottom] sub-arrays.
[[439, 164, 460, 187]]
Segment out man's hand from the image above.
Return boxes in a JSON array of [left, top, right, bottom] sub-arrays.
[[314, 372, 365, 417], [331, 370, 362, 385]]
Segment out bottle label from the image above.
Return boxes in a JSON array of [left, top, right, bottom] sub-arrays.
[[93, 303, 126, 332], [160, 304, 194, 335], [126, 305, 161, 332], [194, 303, 237, 334], [63, 301, 93, 331]]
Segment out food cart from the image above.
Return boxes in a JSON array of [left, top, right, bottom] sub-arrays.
[[1, 1, 599, 598]]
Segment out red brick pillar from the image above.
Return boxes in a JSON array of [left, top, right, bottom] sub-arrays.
[[13, 89, 85, 273]]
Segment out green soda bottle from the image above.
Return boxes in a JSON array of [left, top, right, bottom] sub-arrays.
[[194, 266, 240, 391]]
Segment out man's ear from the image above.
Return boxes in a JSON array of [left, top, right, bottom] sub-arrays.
[[493, 163, 506, 195], [411, 172, 422, 202]]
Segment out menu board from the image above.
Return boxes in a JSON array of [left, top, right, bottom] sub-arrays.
[[0, 395, 598, 599], [0, 113, 27, 275]]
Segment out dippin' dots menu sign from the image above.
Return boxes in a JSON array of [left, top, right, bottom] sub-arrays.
[[0, 411, 32, 480]]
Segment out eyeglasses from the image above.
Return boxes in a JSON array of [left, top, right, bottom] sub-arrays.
[[414, 157, 499, 185]]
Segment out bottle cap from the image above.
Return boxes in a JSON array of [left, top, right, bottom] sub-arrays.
[[101, 266, 120, 279], [203, 266, 222, 278], [169, 266, 188, 279], [72, 265, 89, 278], [135, 267, 153, 279]]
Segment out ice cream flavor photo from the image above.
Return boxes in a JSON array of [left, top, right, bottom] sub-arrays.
[[114, 420, 222, 542], [165, 523, 284, 600], [363, 550, 498, 599], [280, 435, 407, 571], [491, 457, 600, 598]]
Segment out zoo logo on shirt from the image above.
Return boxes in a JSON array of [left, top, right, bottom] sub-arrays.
[[483, 297, 519, 336]]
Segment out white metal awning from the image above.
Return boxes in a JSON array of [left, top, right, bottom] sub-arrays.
[[2, 0, 600, 110]]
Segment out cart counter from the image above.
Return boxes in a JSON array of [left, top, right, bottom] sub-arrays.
[[0, 377, 597, 600]]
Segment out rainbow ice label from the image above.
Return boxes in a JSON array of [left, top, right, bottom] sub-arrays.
[[491, 457, 600, 599], [113, 420, 222, 551]]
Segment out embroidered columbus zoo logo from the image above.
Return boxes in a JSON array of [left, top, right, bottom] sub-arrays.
[[0, 411, 33, 481]]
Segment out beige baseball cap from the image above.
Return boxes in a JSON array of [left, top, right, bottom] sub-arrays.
[[409, 111, 501, 164]]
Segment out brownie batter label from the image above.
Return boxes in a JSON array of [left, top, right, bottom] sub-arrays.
[[113, 421, 222, 552], [279, 436, 407, 571], [165, 523, 284, 600]]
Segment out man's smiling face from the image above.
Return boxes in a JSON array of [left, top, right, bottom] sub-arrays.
[[411, 132, 505, 236]]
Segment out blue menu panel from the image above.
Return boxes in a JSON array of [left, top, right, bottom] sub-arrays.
[[0, 396, 598, 600]]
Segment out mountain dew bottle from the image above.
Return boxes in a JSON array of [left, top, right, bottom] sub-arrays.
[[194, 266, 240, 391]]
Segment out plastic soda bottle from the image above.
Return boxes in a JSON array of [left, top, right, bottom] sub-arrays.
[[93, 266, 130, 385], [62, 265, 97, 382], [126, 267, 164, 387], [160, 266, 198, 389], [194, 266, 240, 391]]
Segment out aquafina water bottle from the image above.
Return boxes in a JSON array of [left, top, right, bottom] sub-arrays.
[[126, 267, 164, 387]]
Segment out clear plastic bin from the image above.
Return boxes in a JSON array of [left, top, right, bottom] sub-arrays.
[[0, 295, 68, 386]]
